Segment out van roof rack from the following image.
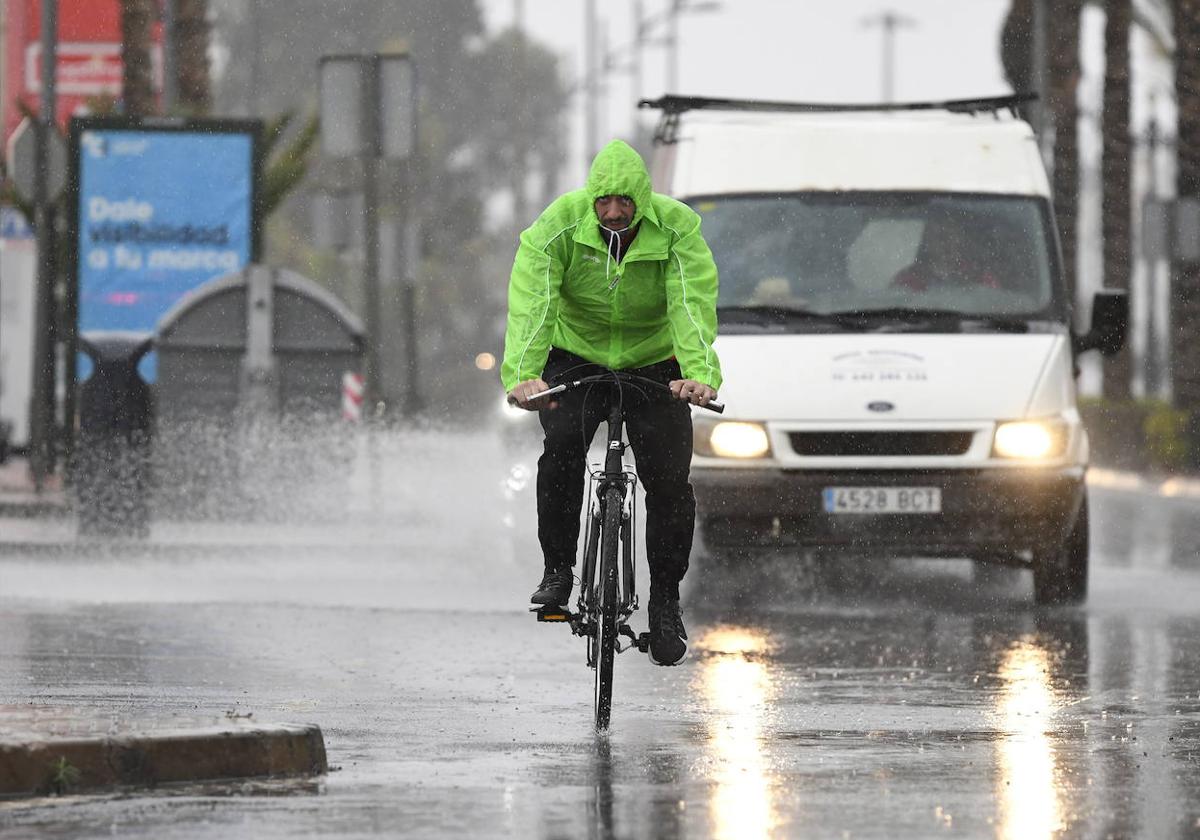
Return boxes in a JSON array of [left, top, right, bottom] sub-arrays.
[[638, 93, 1037, 144]]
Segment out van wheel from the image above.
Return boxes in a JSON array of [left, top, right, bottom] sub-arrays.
[[1032, 494, 1089, 606]]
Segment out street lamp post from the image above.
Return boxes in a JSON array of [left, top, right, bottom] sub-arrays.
[[318, 53, 417, 413], [663, 0, 721, 94], [589, 0, 718, 157]]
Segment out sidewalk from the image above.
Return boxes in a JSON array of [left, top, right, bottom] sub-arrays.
[[0, 704, 326, 797], [0, 456, 69, 519]]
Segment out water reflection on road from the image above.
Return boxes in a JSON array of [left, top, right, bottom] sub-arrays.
[[695, 626, 777, 840], [994, 640, 1063, 840]]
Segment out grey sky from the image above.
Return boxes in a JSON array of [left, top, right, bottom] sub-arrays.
[[481, 0, 1014, 181]]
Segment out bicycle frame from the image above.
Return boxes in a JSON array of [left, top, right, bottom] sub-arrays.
[[530, 370, 723, 729], [578, 399, 639, 654]]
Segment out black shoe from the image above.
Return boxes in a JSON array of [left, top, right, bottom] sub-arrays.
[[647, 597, 687, 666], [530, 568, 573, 605]]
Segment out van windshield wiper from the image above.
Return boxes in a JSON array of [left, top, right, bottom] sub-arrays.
[[824, 307, 1033, 332], [717, 305, 859, 327]]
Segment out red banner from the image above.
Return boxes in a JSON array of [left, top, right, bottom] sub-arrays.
[[4, 0, 162, 144]]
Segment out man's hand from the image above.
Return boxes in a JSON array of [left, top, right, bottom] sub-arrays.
[[669, 379, 717, 407], [507, 378, 558, 411]]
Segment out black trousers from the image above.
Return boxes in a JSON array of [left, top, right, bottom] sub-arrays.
[[537, 348, 696, 600]]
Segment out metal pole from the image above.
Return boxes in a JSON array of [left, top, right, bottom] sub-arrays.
[[861, 11, 914, 103], [598, 21, 609, 145], [667, 0, 679, 93], [633, 0, 644, 103], [512, 0, 527, 223], [882, 14, 894, 102], [162, 0, 178, 110], [1031, 0, 1049, 163], [401, 231, 420, 416], [632, 0, 645, 143], [584, 0, 597, 164], [361, 60, 382, 413], [29, 0, 58, 489], [1145, 114, 1161, 396], [248, 0, 260, 114], [0, 0, 7, 139]]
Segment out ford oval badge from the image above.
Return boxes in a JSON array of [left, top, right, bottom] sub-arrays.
[[867, 401, 895, 413]]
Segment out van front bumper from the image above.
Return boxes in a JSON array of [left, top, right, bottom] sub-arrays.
[[691, 466, 1086, 560]]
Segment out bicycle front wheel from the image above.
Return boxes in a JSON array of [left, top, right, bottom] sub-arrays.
[[593, 485, 622, 731]]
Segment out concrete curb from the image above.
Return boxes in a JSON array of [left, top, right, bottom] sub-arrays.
[[0, 711, 327, 798]]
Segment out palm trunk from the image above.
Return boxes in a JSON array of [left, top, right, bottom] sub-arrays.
[[175, 0, 211, 114], [1001, 0, 1033, 95], [1102, 0, 1132, 399], [120, 0, 156, 117], [1049, 0, 1084, 305], [1173, 0, 1200, 454]]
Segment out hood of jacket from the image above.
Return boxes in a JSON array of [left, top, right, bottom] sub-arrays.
[[584, 139, 656, 229]]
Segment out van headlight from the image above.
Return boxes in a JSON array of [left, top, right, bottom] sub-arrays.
[[694, 419, 771, 459], [992, 418, 1068, 459]]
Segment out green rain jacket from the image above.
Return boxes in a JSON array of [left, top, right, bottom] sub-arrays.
[[501, 140, 722, 391]]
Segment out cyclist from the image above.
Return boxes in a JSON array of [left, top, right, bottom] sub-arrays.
[[502, 139, 722, 666]]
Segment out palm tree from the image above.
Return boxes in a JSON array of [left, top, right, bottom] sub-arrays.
[[1049, 0, 1085, 305], [175, 0, 211, 114], [119, 0, 156, 117], [1102, 0, 1132, 399], [1173, 0, 1200, 453], [1001, 0, 1033, 96]]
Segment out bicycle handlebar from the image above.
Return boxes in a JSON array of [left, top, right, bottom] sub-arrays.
[[528, 372, 725, 414]]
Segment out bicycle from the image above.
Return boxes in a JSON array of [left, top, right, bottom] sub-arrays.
[[528, 370, 723, 730]]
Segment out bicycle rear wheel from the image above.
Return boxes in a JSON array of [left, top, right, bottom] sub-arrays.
[[593, 485, 622, 730]]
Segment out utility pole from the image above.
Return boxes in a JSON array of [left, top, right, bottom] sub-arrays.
[[584, 0, 597, 166], [28, 0, 58, 489], [861, 10, 916, 103]]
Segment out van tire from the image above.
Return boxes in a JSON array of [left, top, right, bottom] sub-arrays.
[[1032, 494, 1089, 606]]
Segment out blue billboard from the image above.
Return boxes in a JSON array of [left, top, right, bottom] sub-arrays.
[[71, 119, 260, 379]]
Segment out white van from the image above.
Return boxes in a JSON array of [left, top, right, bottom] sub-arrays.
[[642, 95, 1127, 604]]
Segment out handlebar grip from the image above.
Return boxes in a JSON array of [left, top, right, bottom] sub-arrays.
[[523, 384, 568, 403], [703, 400, 725, 414]]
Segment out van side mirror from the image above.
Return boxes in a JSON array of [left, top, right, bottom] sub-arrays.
[[1073, 289, 1128, 356]]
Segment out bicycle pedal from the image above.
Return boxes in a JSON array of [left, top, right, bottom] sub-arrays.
[[533, 605, 573, 622], [635, 632, 651, 653]]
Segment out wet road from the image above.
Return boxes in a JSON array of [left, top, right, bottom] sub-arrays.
[[1, 430, 1199, 838]]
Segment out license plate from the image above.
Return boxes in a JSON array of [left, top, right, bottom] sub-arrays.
[[822, 487, 942, 514]]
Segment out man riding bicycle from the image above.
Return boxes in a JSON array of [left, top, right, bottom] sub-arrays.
[[502, 139, 722, 666]]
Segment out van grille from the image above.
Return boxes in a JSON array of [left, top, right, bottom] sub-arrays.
[[788, 431, 975, 457]]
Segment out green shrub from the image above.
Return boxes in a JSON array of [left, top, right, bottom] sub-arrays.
[[1143, 402, 1191, 471]]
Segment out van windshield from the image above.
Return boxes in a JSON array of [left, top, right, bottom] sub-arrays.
[[690, 193, 1062, 330]]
